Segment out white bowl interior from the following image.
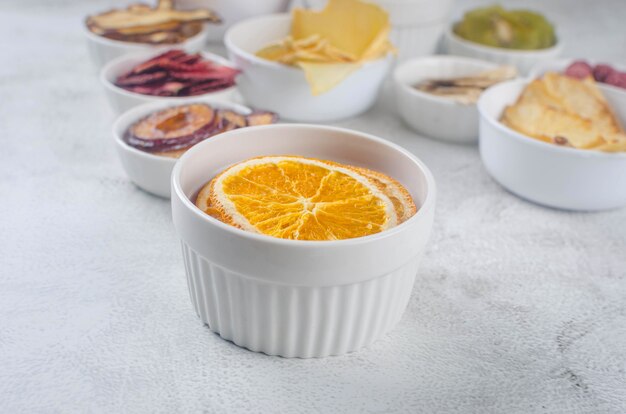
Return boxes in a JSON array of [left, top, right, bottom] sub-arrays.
[[445, 25, 561, 56], [226, 14, 290, 58], [395, 56, 500, 100], [177, 125, 430, 209]]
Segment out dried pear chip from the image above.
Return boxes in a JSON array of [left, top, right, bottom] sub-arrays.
[[297, 62, 361, 96]]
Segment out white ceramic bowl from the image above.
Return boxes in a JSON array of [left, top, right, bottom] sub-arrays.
[[171, 124, 436, 357], [174, 0, 290, 42], [113, 99, 251, 198], [443, 26, 562, 75], [394, 55, 503, 144], [84, 21, 209, 69], [100, 50, 237, 115], [224, 14, 393, 122], [478, 79, 626, 211]]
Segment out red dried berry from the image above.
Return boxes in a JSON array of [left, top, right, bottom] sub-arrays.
[[564, 61, 593, 79]]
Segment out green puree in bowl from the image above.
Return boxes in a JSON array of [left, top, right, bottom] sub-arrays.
[[454, 5, 556, 50]]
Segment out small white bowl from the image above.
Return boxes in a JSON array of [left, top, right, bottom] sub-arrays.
[[389, 21, 448, 62], [478, 79, 626, 211], [173, 0, 290, 42], [394, 56, 503, 144], [171, 124, 436, 357], [84, 21, 209, 69], [224, 14, 393, 122], [100, 50, 237, 115], [443, 25, 562, 75], [113, 99, 252, 198]]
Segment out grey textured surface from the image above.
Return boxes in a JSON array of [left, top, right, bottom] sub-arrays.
[[1, 0, 625, 413]]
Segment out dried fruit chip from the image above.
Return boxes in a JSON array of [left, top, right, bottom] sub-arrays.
[[114, 50, 238, 97], [124, 104, 278, 157], [501, 72, 626, 152], [86, 0, 220, 45]]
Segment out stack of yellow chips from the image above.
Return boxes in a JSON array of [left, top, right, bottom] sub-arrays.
[[256, 0, 394, 95]]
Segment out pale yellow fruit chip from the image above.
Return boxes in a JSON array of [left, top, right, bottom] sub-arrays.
[[502, 101, 605, 149], [541, 72, 622, 135], [501, 72, 626, 152], [291, 0, 389, 60], [297, 62, 361, 95]]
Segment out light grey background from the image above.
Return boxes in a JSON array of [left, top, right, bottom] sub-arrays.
[[1, 0, 625, 413]]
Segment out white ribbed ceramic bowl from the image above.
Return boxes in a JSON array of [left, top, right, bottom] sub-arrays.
[[84, 21, 209, 69], [394, 55, 503, 143], [171, 124, 436, 357], [443, 26, 562, 75], [174, 0, 290, 42], [112, 99, 252, 198], [224, 14, 393, 122], [100, 50, 237, 115], [478, 79, 626, 210]]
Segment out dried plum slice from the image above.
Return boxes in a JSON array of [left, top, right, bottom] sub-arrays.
[[246, 111, 279, 126], [219, 110, 247, 129], [125, 104, 220, 152]]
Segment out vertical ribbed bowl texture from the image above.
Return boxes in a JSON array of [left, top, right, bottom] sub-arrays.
[[171, 124, 436, 357]]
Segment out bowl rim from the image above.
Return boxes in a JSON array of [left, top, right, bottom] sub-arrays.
[[172, 123, 436, 247], [393, 55, 503, 107], [224, 13, 391, 74], [99, 50, 237, 101], [445, 24, 562, 56], [82, 19, 209, 48], [113, 98, 253, 164], [478, 78, 626, 159]]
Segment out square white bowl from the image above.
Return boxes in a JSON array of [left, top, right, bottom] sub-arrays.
[[478, 79, 626, 211], [171, 124, 436, 357]]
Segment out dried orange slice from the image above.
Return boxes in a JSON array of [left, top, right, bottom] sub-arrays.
[[196, 156, 415, 241]]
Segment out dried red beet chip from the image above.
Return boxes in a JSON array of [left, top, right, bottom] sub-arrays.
[[184, 81, 234, 96], [145, 50, 186, 63], [173, 53, 202, 65], [564, 61, 593, 79], [170, 71, 227, 81], [115, 71, 167, 86], [116, 50, 238, 96]]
